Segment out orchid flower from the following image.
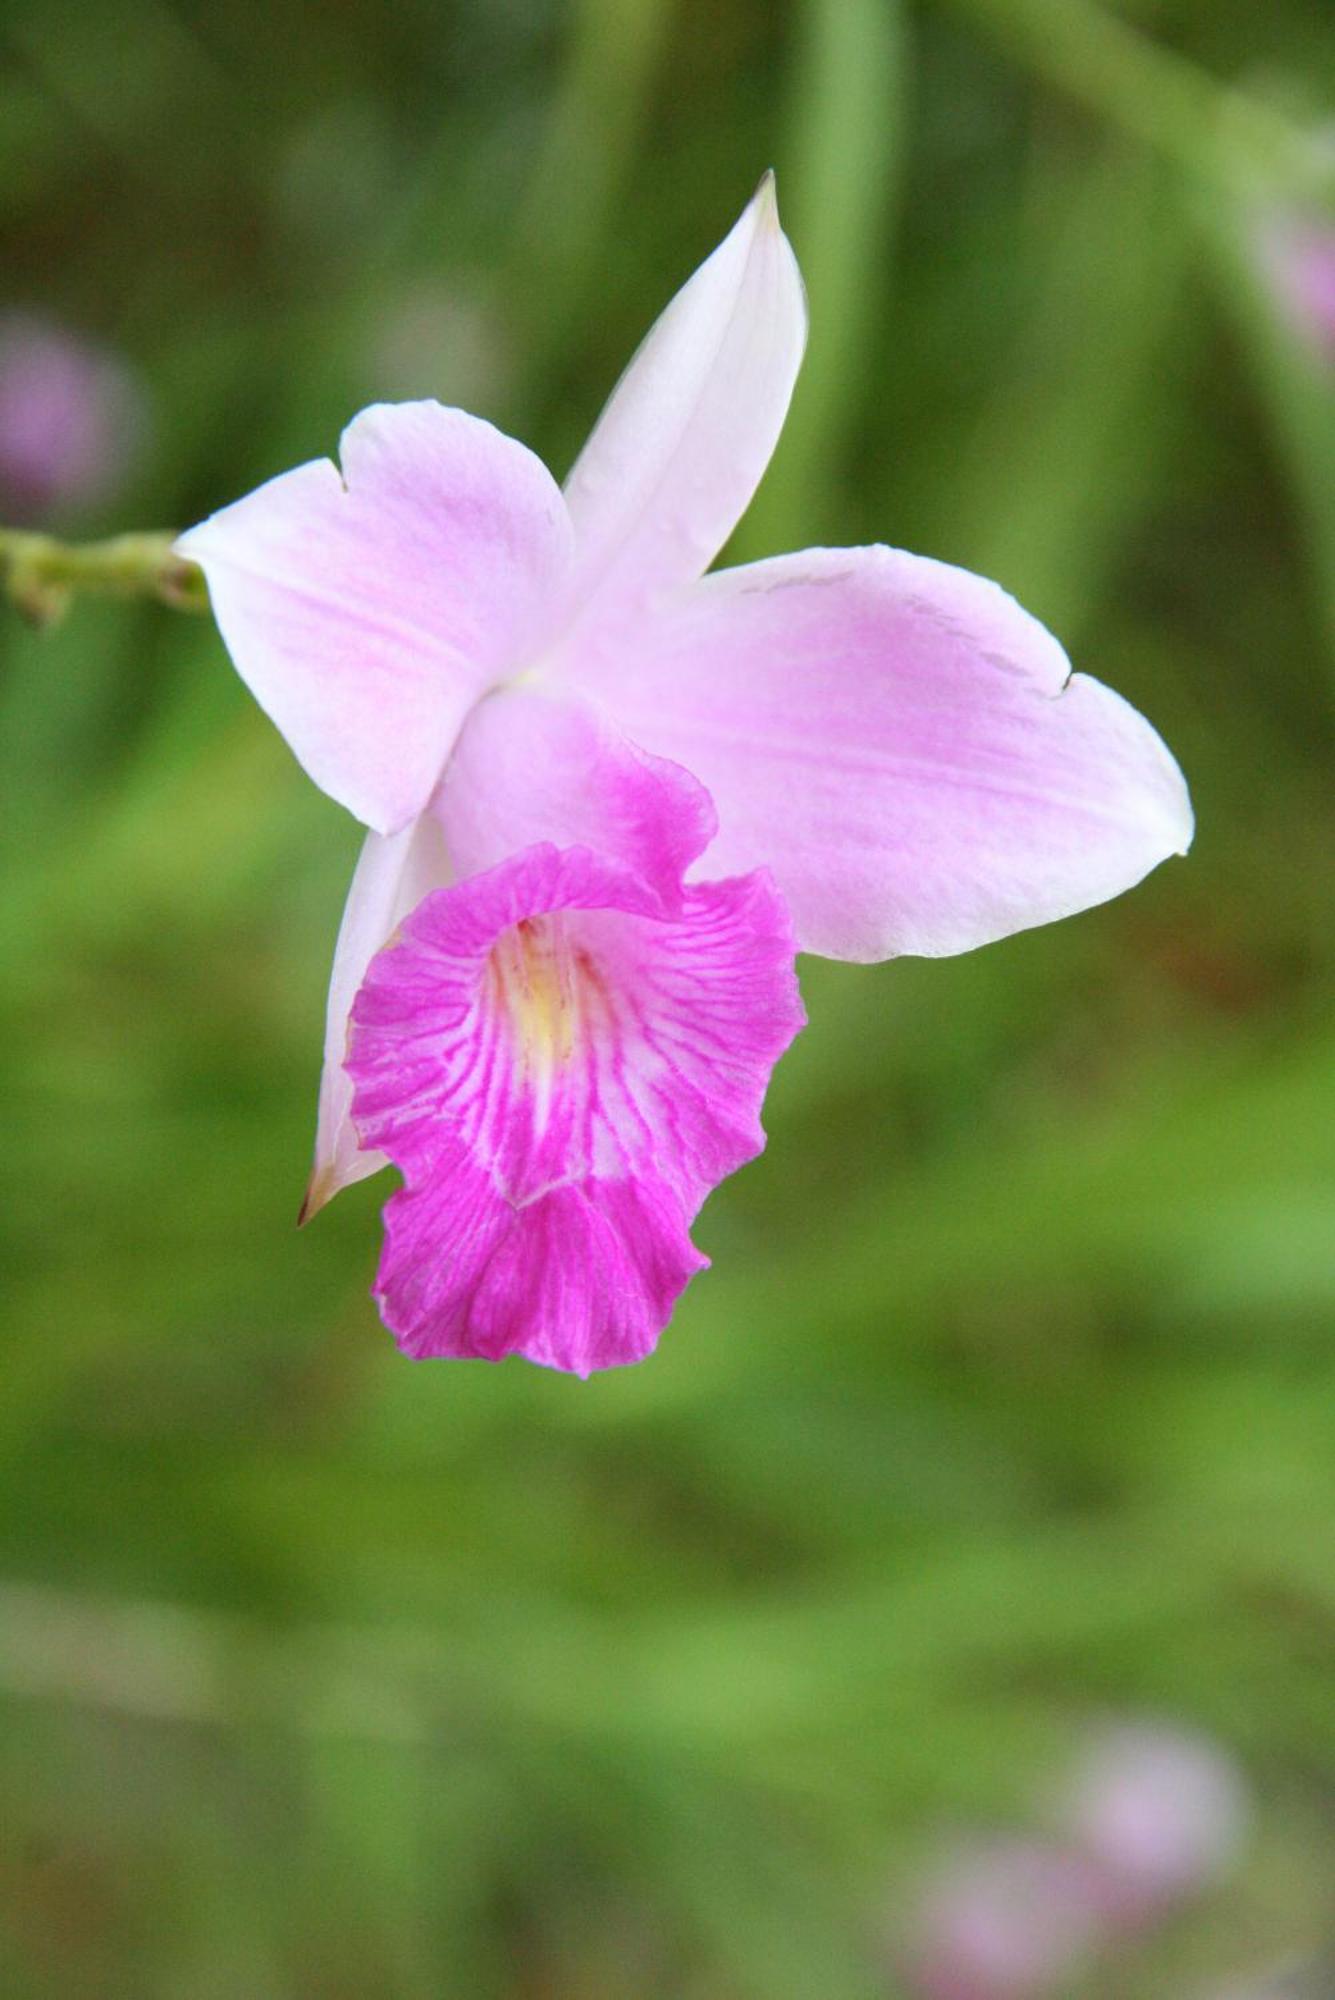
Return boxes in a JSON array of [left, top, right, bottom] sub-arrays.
[[178, 175, 1191, 1371]]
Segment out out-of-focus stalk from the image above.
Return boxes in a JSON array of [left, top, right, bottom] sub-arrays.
[[940, 0, 1307, 189], [940, 0, 1335, 668], [507, 0, 673, 386], [0, 527, 207, 626], [736, 0, 906, 559]]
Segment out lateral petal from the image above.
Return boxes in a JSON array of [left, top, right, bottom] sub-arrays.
[[302, 812, 452, 1224], [178, 402, 574, 834], [574, 546, 1193, 961], [436, 683, 716, 908], [554, 176, 807, 658]]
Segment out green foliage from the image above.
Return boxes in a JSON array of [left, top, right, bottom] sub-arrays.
[[1, 1, 1332, 1993]]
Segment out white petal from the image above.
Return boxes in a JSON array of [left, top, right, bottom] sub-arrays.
[[571, 546, 1193, 961], [554, 176, 807, 661], [179, 403, 573, 835], [302, 812, 452, 1221]]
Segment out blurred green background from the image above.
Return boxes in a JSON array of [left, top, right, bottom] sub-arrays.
[[2, 0, 1333, 1994]]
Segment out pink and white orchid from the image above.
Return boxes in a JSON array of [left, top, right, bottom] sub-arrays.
[[179, 175, 1192, 1372]]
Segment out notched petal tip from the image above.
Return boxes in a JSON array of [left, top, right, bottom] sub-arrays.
[[1167, 783, 1195, 859], [594, 547, 1195, 961], [176, 407, 576, 837], [1164, 747, 1196, 857]]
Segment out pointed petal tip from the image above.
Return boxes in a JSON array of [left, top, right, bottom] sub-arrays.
[[298, 1167, 336, 1228], [753, 168, 780, 226]]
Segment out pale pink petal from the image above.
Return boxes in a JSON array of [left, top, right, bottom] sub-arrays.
[[566, 546, 1193, 961], [347, 842, 803, 1372], [302, 813, 453, 1223], [553, 175, 807, 658], [177, 402, 574, 834], [435, 683, 715, 905]]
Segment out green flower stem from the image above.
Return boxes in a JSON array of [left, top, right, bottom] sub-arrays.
[[0, 527, 208, 627]]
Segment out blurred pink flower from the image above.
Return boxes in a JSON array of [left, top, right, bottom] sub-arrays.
[[1259, 213, 1335, 360], [901, 1723, 1250, 1998], [1061, 1721, 1250, 1919], [179, 178, 1192, 1371], [0, 312, 144, 521], [906, 1838, 1107, 2000]]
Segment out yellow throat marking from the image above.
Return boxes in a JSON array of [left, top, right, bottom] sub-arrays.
[[486, 917, 581, 1078]]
